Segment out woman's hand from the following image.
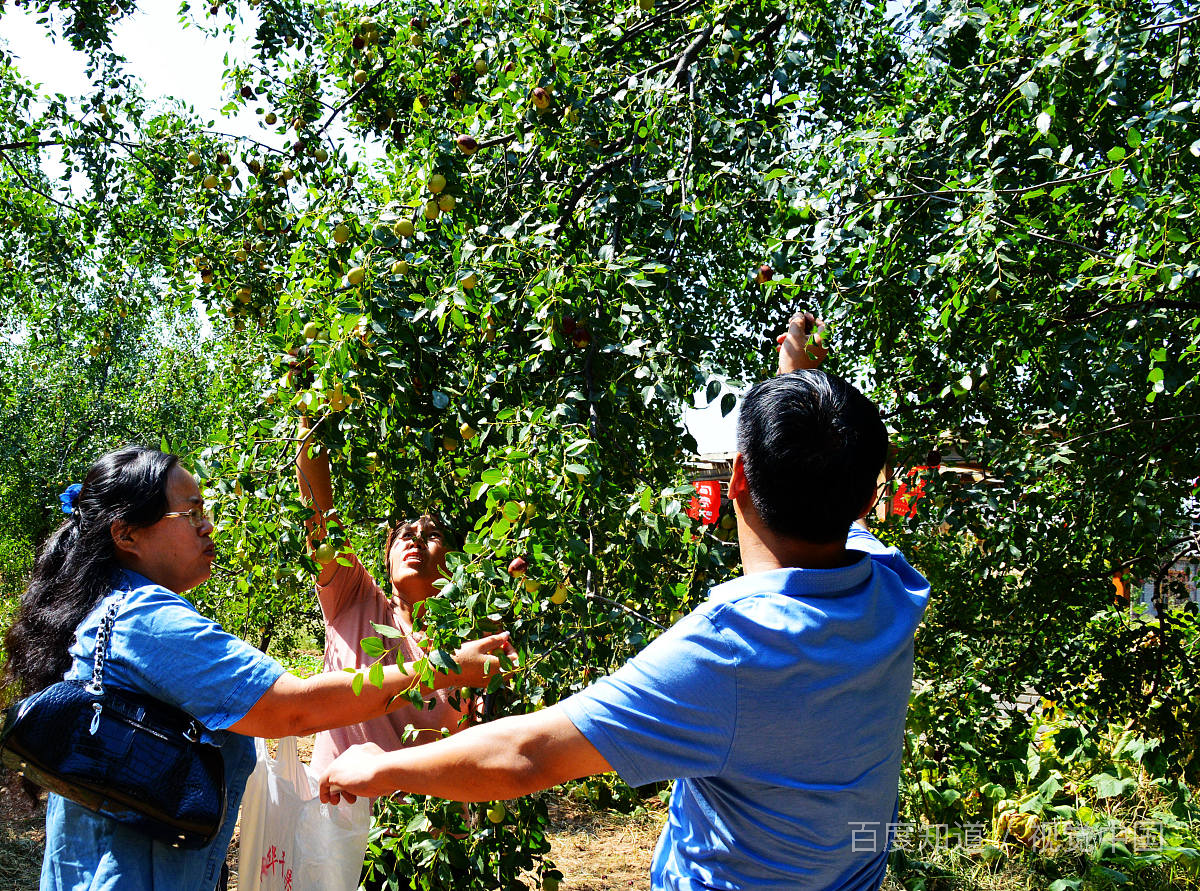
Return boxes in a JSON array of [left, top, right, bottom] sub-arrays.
[[452, 632, 520, 688], [233, 633, 518, 739]]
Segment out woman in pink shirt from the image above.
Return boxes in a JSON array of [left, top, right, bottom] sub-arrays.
[[296, 416, 484, 774]]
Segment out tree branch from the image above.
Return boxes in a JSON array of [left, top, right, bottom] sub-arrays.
[[585, 591, 666, 630], [605, 0, 706, 54], [200, 130, 288, 158], [0, 140, 65, 153], [666, 78, 698, 265], [589, 29, 705, 105], [1058, 413, 1200, 448], [477, 132, 519, 151], [1137, 13, 1200, 31], [558, 136, 635, 226], [665, 25, 714, 91], [1073, 297, 1200, 323], [312, 56, 391, 140], [0, 151, 80, 212], [875, 166, 1118, 204], [995, 217, 1117, 259], [743, 13, 788, 49]]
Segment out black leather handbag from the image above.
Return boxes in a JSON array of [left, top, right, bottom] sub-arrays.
[[0, 593, 227, 849]]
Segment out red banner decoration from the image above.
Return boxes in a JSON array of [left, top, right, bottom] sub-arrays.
[[687, 480, 721, 524], [891, 466, 933, 518]]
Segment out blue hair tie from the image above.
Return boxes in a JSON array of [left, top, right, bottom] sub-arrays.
[[59, 483, 82, 515]]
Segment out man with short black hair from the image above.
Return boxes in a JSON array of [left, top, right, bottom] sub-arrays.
[[320, 314, 930, 891]]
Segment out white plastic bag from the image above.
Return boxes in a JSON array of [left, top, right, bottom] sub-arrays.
[[239, 737, 371, 891]]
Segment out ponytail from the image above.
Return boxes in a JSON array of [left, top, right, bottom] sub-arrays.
[[3, 446, 178, 697]]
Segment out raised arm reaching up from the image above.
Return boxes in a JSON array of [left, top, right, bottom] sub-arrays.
[[295, 413, 341, 586], [775, 311, 828, 374]]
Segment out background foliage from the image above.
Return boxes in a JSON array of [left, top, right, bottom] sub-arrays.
[[2, 0, 1199, 887]]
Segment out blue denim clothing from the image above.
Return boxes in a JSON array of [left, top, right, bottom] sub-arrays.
[[561, 526, 930, 890], [41, 571, 285, 891]]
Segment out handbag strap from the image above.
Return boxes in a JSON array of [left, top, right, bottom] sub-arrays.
[[84, 590, 129, 735], [85, 591, 128, 697], [81, 587, 206, 743]]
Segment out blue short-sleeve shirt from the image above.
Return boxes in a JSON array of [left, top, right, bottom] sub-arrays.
[[41, 570, 286, 891], [560, 525, 930, 891]]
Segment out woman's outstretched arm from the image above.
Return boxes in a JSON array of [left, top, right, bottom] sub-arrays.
[[228, 632, 518, 738]]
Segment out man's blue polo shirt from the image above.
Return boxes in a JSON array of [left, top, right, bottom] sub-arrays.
[[560, 526, 929, 890]]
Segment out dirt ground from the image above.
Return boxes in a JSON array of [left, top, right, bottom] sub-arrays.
[[0, 770, 43, 891], [0, 735, 659, 891], [538, 797, 660, 890]]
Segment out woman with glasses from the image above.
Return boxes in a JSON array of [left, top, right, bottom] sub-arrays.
[[2, 444, 516, 891], [294, 416, 485, 779]]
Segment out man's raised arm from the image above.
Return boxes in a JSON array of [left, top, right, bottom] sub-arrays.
[[775, 311, 827, 374], [319, 705, 612, 804]]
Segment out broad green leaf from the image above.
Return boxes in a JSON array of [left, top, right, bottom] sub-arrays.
[[1089, 772, 1136, 798], [360, 637, 387, 656], [428, 649, 458, 673]]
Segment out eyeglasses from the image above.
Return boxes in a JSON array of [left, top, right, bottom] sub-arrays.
[[162, 506, 212, 528]]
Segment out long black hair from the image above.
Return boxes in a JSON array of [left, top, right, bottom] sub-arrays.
[[3, 445, 178, 697]]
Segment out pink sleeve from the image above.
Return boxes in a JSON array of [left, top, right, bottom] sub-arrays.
[[315, 553, 385, 623]]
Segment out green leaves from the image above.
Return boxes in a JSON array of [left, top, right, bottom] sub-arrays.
[[1088, 772, 1137, 800], [360, 637, 386, 656], [8, 1, 1200, 886], [370, 623, 406, 639]]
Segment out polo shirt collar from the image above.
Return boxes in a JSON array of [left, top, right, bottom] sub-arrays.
[[708, 551, 874, 601]]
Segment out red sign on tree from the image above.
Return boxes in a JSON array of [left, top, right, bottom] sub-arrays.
[[687, 480, 721, 524], [891, 466, 934, 517]]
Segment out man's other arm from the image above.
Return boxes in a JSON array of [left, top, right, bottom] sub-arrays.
[[776, 311, 827, 375], [319, 705, 612, 804]]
